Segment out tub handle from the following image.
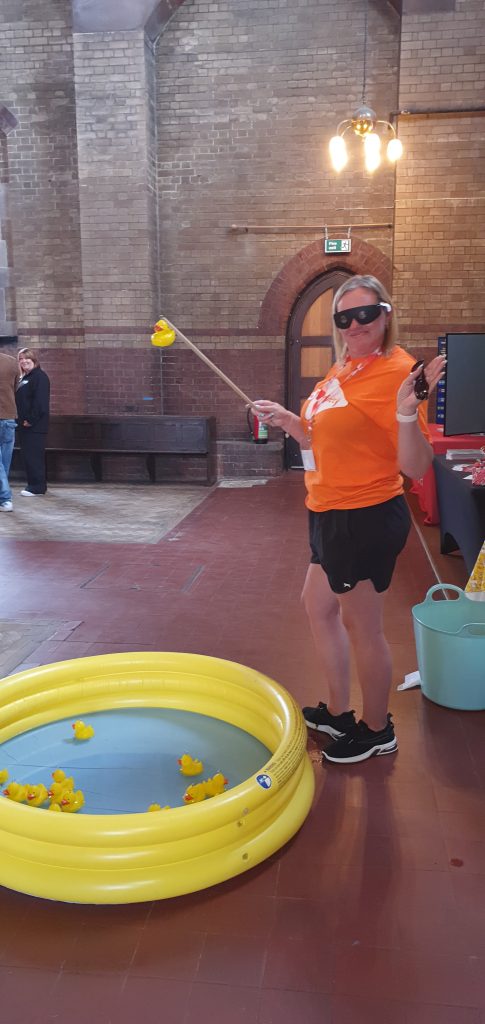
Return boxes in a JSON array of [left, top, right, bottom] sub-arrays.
[[425, 584, 467, 603], [455, 623, 485, 637]]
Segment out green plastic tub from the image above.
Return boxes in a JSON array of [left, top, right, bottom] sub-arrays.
[[412, 584, 485, 710]]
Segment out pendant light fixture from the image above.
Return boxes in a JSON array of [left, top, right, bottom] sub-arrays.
[[329, 0, 403, 173]]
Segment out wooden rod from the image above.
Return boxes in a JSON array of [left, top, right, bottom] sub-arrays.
[[229, 222, 392, 233], [162, 317, 255, 408], [393, 108, 485, 120]]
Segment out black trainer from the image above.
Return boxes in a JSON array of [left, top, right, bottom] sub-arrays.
[[322, 714, 398, 764], [302, 701, 356, 739]]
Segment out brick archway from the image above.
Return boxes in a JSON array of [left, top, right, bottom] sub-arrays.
[[258, 237, 392, 335]]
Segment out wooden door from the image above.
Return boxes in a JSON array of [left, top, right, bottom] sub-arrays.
[[286, 270, 352, 469]]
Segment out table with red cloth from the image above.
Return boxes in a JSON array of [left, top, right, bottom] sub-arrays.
[[410, 424, 484, 525]]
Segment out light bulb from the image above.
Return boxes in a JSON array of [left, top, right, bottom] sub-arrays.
[[387, 137, 403, 162], [329, 135, 348, 173], [364, 132, 381, 173]]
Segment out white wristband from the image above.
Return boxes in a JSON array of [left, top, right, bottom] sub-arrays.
[[396, 410, 418, 423]]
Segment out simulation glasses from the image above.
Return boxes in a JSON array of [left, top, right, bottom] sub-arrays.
[[333, 302, 392, 330]]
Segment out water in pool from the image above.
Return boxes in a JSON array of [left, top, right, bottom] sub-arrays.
[[0, 709, 271, 814]]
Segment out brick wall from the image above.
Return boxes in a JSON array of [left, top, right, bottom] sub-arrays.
[[3, 0, 485, 473], [84, 347, 162, 416], [393, 0, 485, 351], [145, 36, 161, 317], [36, 346, 86, 414], [0, 0, 83, 332], [153, 0, 400, 441], [155, 0, 399, 324], [162, 347, 285, 439], [72, 28, 158, 336], [0, 133, 14, 335]]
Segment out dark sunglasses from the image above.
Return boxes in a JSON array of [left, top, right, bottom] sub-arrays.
[[333, 302, 391, 330]]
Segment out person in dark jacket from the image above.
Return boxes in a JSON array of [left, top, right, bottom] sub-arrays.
[[15, 348, 50, 496]]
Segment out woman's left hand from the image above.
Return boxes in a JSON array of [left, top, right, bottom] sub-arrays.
[[396, 355, 446, 416]]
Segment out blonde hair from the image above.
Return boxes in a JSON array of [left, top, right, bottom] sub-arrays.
[[17, 348, 40, 368], [332, 275, 398, 363]]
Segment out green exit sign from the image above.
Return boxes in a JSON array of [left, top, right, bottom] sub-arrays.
[[324, 238, 351, 254]]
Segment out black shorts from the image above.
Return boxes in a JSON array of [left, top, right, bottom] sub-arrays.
[[308, 495, 411, 594]]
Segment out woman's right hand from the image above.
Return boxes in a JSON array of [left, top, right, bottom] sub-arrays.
[[249, 401, 310, 446], [249, 400, 290, 430]]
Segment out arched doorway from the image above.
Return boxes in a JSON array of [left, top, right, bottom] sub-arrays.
[[286, 269, 352, 469], [258, 237, 392, 470]]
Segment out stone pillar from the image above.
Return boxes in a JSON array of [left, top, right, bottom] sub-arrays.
[[0, 107, 18, 341], [72, 28, 159, 342], [0, 6, 84, 340]]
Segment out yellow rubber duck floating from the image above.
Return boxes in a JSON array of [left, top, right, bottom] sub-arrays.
[[48, 770, 75, 806], [183, 781, 207, 804], [26, 784, 50, 807], [0, 769, 9, 785], [204, 772, 228, 797], [72, 720, 94, 741], [60, 789, 85, 813], [178, 754, 204, 777], [3, 782, 28, 803], [183, 772, 228, 804], [150, 319, 176, 348]]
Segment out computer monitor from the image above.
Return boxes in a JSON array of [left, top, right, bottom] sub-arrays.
[[444, 333, 485, 436]]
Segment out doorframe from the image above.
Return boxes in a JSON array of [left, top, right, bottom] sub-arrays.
[[257, 238, 392, 468], [285, 269, 352, 469]]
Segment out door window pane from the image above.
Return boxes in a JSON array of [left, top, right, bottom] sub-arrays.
[[301, 347, 333, 378], [301, 290, 333, 336]]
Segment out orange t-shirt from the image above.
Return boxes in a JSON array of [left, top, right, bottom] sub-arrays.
[[301, 346, 431, 512]]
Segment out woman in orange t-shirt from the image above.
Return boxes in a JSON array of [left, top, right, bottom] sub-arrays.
[[252, 275, 445, 764]]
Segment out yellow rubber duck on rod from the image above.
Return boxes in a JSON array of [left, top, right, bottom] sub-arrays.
[[151, 317, 256, 408]]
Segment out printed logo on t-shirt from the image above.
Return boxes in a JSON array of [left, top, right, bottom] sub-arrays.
[[304, 378, 348, 419]]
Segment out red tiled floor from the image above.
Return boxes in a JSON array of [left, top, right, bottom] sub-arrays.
[[47, 972, 125, 1024], [115, 978, 190, 1024], [1, 473, 484, 1024], [333, 945, 485, 1008], [0, 966, 60, 1024], [263, 934, 336, 993], [195, 932, 267, 987], [130, 926, 205, 980], [202, 890, 276, 938], [259, 988, 332, 1024], [184, 982, 260, 1024], [330, 995, 483, 1023]]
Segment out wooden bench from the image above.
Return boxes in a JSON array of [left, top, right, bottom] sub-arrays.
[[14, 415, 217, 485]]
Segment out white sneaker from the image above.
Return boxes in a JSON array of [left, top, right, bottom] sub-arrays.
[[21, 489, 37, 496], [0, 500, 13, 511]]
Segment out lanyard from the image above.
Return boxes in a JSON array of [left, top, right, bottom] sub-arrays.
[[304, 350, 382, 435]]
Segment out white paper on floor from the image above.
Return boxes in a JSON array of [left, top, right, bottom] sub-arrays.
[[397, 669, 421, 691]]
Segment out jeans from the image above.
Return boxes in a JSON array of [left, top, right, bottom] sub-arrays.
[[0, 419, 16, 504]]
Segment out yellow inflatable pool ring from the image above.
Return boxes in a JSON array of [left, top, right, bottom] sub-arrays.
[[0, 653, 314, 904]]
